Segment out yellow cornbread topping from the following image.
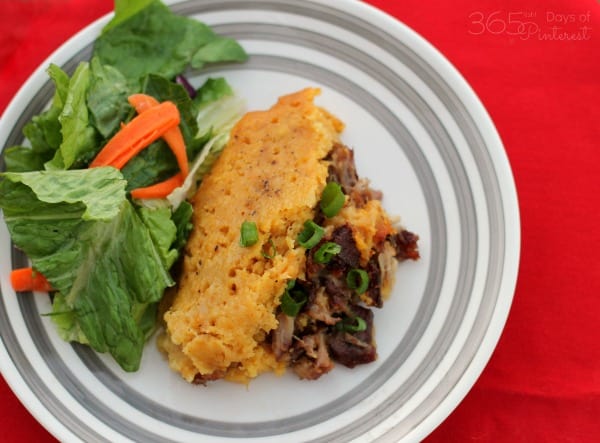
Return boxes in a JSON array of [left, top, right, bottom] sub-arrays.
[[159, 88, 344, 382]]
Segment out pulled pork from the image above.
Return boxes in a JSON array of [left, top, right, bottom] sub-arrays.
[[271, 143, 419, 380]]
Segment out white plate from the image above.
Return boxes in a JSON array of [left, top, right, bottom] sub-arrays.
[[0, 1, 520, 442]]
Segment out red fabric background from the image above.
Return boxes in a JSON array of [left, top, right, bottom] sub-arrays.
[[1, 1, 598, 441]]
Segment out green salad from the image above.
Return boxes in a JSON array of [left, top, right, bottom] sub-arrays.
[[0, 0, 247, 371]]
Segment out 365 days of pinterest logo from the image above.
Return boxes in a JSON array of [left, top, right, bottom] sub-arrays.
[[468, 10, 593, 41]]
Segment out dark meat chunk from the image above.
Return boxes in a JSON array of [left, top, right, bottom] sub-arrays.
[[306, 224, 361, 279], [323, 279, 354, 314], [326, 305, 377, 368], [328, 225, 361, 271], [389, 230, 420, 261], [363, 253, 383, 308], [305, 225, 361, 308], [192, 369, 227, 385]]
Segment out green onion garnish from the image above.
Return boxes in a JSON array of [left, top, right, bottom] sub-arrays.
[[335, 316, 367, 333], [346, 268, 369, 294], [320, 182, 345, 218], [313, 242, 341, 264], [240, 221, 258, 247], [297, 220, 325, 248], [280, 280, 307, 317]]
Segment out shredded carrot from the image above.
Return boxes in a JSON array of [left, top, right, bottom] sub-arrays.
[[127, 93, 157, 113], [161, 124, 189, 177], [89, 101, 180, 169], [10, 267, 53, 292], [128, 94, 189, 177], [130, 173, 184, 200]]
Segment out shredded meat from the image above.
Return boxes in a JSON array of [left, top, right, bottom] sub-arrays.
[[306, 287, 339, 325], [272, 312, 295, 360], [269, 142, 419, 379], [324, 281, 353, 314], [377, 241, 398, 300], [328, 225, 361, 271], [326, 143, 382, 207], [192, 369, 227, 385], [306, 224, 361, 281], [327, 143, 358, 192], [389, 230, 420, 261], [363, 253, 383, 308], [291, 331, 334, 380], [327, 306, 376, 367]]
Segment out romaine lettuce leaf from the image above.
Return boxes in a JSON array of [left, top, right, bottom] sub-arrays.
[[0, 167, 180, 371], [87, 57, 132, 139], [102, 0, 156, 34], [48, 63, 70, 107], [50, 292, 88, 344], [45, 62, 99, 170], [0, 168, 125, 221], [120, 140, 178, 191], [3, 65, 70, 172], [192, 77, 233, 108], [138, 206, 178, 269], [172, 200, 193, 250], [191, 36, 248, 69], [2, 145, 47, 172], [93, 0, 247, 82]]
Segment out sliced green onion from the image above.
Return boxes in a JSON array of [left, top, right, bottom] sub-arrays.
[[280, 280, 307, 317], [313, 242, 341, 264], [346, 268, 369, 294], [335, 316, 367, 333], [285, 279, 296, 291], [297, 220, 325, 248], [240, 221, 258, 247], [320, 182, 345, 218], [261, 238, 277, 259]]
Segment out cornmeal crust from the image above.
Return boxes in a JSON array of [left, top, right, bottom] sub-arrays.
[[158, 88, 344, 382]]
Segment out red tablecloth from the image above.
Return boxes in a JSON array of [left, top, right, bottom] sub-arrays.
[[1, 1, 598, 441]]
